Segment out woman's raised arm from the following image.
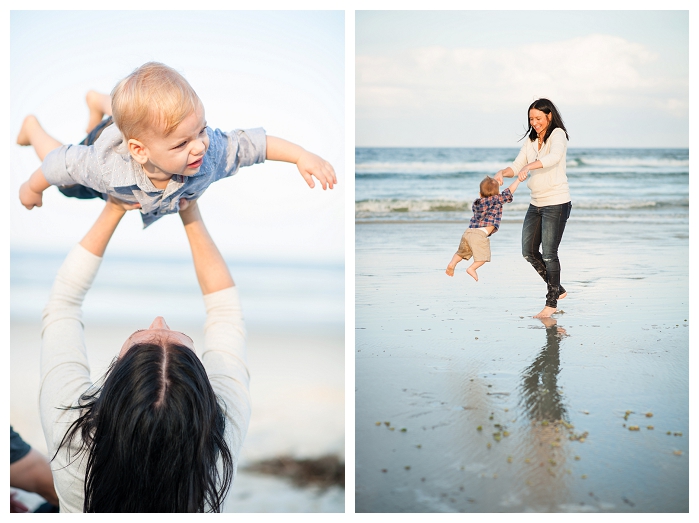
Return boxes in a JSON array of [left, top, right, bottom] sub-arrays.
[[179, 201, 235, 295], [79, 196, 140, 257], [40, 196, 138, 454]]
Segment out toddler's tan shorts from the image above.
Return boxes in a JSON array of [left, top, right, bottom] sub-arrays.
[[456, 228, 491, 262]]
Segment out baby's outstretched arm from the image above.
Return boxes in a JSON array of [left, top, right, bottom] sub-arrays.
[[266, 136, 337, 190], [19, 167, 51, 210], [507, 175, 523, 195]]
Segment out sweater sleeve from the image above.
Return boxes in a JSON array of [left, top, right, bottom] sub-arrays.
[[508, 141, 529, 176], [39, 244, 102, 453], [201, 286, 251, 462], [538, 128, 567, 168]]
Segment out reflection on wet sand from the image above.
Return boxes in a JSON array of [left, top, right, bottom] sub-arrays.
[[520, 317, 568, 422], [516, 317, 574, 510]]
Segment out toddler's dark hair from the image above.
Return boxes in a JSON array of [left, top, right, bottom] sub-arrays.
[[480, 176, 500, 198]]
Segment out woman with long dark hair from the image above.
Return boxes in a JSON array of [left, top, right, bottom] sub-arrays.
[[494, 98, 572, 318], [40, 197, 249, 512]]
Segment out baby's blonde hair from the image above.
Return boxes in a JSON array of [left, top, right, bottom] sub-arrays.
[[480, 176, 500, 197], [111, 62, 201, 141]]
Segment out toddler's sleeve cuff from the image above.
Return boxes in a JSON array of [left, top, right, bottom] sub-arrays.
[[41, 145, 72, 186]]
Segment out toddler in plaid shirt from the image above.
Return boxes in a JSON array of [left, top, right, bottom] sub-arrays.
[[446, 175, 522, 280]]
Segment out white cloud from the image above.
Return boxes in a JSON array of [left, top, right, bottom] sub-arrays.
[[357, 34, 687, 115]]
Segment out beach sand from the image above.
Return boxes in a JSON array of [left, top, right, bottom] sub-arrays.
[[355, 217, 688, 512], [10, 321, 344, 513]]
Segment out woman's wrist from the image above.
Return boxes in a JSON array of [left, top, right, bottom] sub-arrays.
[[79, 198, 130, 257], [179, 200, 201, 226], [104, 201, 127, 218]]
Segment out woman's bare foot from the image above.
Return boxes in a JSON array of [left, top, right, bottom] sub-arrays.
[[445, 266, 455, 277], [466, 266, 478, 281], [86, 90, 112, 132], [559, 291, 567, 300], [16, 115, 39, 146], [533, 306, 556, 318], [538, 317, 557, 328]]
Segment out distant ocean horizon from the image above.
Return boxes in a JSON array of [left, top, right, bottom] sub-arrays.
[[356, 147, 688, 225], [10, 250, 344, 328]]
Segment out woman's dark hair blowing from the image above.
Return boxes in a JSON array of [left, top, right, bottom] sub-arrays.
[[57, 343, 233, 512], [522, 98, 569, 143]]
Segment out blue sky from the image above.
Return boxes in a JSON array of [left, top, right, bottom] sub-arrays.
[[356, 10, 689, 147], [11, 10, 344, 263]]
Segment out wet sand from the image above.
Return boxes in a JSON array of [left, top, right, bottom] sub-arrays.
[[10, 322, 345, 513], [355, 217, 688, 512]]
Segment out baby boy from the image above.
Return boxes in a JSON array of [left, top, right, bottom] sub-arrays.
[[18, 62, 336, 227], [445, 175, 521, 280]]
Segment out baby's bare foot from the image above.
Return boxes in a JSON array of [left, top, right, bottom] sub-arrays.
[[16, 115, 38, 146], [466, 266, 478, 281], [445, 266, 455, 277], [86, 90, 110, 132], [533, 306, 556, 318]]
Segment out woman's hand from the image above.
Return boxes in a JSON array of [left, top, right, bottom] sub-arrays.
[[178, 197, 196, 214], [494, 167, 515, 184], [178, 198, 199, 224], [106, 195, 141, 213], [518, 160, 543, 181]]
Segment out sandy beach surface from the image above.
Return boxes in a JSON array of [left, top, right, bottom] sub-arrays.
[[355, 217, 688, 512], [11, 321, 344, 512]]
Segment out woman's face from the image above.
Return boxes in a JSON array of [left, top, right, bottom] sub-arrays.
[[529, 108, 552, 136], [119, 317, 195, 358]]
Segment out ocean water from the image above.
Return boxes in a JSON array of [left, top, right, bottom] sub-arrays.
[[10, 251, 344, 329], [356, 147, 688, 224]]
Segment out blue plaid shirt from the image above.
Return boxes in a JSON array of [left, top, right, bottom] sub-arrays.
[[468, 188, 513, 235], [42, 123, 266, 228]]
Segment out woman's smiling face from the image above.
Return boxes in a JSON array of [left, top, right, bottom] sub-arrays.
[[529, 108, 552, 136]]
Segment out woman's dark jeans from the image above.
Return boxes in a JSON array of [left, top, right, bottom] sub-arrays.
[[521, 202, 572, 309]]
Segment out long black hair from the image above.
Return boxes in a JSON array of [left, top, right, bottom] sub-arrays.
[[522, 98, 569, 143], [56, 342, 233, 512]]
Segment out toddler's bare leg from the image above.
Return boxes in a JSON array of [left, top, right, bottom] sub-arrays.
[[466, 260, 486, 281], [445, 253, 463, 277], [16, 116, 62, 161], [86, 90, 112, 132]]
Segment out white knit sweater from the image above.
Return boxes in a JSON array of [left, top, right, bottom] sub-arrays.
[[508, 127, 571, 207], [39, 244, 251, 512]]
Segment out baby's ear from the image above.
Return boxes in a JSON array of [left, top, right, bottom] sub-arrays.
[[127, 139, 148, 165]]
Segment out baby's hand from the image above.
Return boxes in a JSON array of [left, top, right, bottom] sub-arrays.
[[19, 181, 43, 209], [296, 151, 337, 190]]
